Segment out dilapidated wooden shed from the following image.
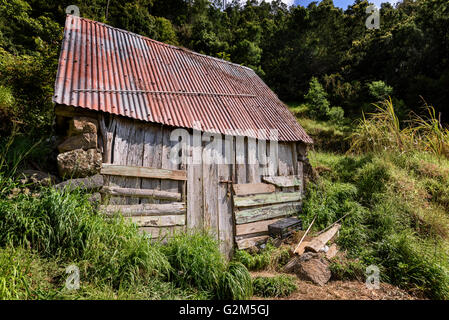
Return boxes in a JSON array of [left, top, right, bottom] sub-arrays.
[[53, 15, 313, 257]]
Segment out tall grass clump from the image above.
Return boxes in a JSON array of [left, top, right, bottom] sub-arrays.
[[349, 97, 448, 159], [0, 187, 171, 289], [218, 262, 253, 300]]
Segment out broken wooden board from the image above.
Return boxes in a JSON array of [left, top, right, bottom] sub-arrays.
[[234, 192, 301, 208], [235, 218, 280, 236], [235, 202, 302, 224], [305, 224, 341, 253], [101, 186, 181, 201], [235, 235, 269, 250], [294, 241, 310, 255], [233, 183, 275, 196], [262, 175, 302, 188], [100, 202, 186, 216], [130, 215, 185, 227], [101, 164, 187, 181]]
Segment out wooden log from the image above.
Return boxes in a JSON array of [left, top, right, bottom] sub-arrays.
[[235, 235, 269, 250], [101, 164, 187, 181], [130, 215, 185, 227], [305, 224, 341, 253], [140, 226, 185, 239], [100, 202, 186, 216], [235, 202, 302, 224], [236, 218, 280, 236], [233, 183, 275, 196], [100, 186, 181, 201], [234, 192, 301, 208], [263, 175, 302, 188]]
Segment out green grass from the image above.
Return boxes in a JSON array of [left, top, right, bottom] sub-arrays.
[[302, 149, 449, 299], [252, 275, 297, 298], [233, 242, 291, 272]]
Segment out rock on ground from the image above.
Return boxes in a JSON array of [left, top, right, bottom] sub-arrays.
[[296, 252, 331, 286], [57, 148, 102, 178], [19, 170, 60, 186], [68, 117, 98, 135]]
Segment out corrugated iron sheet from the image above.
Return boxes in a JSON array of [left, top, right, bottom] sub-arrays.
[[53, 15, 313, 143]]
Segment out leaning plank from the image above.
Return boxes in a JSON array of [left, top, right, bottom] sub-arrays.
[[236, 235, 269, 250], [140, 226, 185, 239], [234, 192, 301, 208], [305, 224, 341, 253], [130, 215, 185, 227], [233, 183, 275, 196], [100, 203, 186, 216], [235, 202, 302, 224], [101, 186, 181, 201], [236, 218, 280, 236], [101, 164, 187, 181], [263, 175, 302, 187]]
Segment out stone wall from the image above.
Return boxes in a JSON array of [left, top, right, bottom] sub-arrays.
[[56, 116, 102, 179]]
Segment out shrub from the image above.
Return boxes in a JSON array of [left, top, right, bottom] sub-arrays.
[[367, 80, 393, 101], [305, 77, 330, 120], [252, 275, 297, 298], [327, 106, 345, 124]]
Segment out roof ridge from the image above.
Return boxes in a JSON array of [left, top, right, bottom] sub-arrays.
[[68, 14, 255, 72]]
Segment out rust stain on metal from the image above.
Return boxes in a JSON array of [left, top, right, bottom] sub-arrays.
[[54, 15, 313, 143]]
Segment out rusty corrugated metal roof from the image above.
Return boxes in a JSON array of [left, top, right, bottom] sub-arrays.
[[53, 15, 313, 143]]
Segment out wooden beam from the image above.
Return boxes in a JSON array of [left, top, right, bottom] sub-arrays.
[[233, 183, 275, 196], [235, 235, 269, 250], [263, 175, 302, 187], [100, 203, 186, 216], [234, 192, 301, 208], [101, 186, 181, 201], [236, 218, 280, 236], [101, 164, 187, 181], [54, 105, 97, 118], [305, 224, 341, 253], [130, 215, 185, 227], [235, 202, 302, 224]]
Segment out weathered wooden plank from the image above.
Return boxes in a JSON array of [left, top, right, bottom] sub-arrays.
[[235, 135, 247, 184], [141, 125, 163, 204], [234, 192, 301, 208], [187, 130, 203, 229], [236, 218, 280, 236], [101, 186, 181, 201], [109, 118, 133, 204], [233, 183, 275, 196], [235, 235, 269, 250], [100, 202, 186, 216], [235, 202, 302, 224], [218, 136, 234, 258], [305, 224, 341, 253], [262, 175, 302, 187], [278, 143, 295, 192], [140, 226, 185, 239], [267, 140, 279, 177], [202, 132, 219, 238], [130, 215, 185, 227], [101, 164, 187, 181], [161, 127, 180, 203], [98, 114, 117, 164], [124, 122, 145, 204], [247, 137, 260, 183]]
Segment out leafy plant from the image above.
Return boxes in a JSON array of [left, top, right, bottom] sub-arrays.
[[252, 275, 297, 298]]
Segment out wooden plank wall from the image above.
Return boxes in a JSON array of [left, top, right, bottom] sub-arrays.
[[99, 115, 306, 257]]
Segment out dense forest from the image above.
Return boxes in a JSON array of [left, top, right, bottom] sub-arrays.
[[0, 0, 448, 139]]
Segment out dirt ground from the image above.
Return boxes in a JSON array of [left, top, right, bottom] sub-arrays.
[[251, 271, 420, 300]]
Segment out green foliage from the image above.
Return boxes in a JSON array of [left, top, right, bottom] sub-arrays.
[[233, 242, 290, 272], [304, 77, 330, 120], [367, 81, 393, 102], [304, 150, 449, 299], [327, 106, 345, 124], [218, 262, 252, 300], [252, 275, 297, 298], [161, 231, 226, 295]]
